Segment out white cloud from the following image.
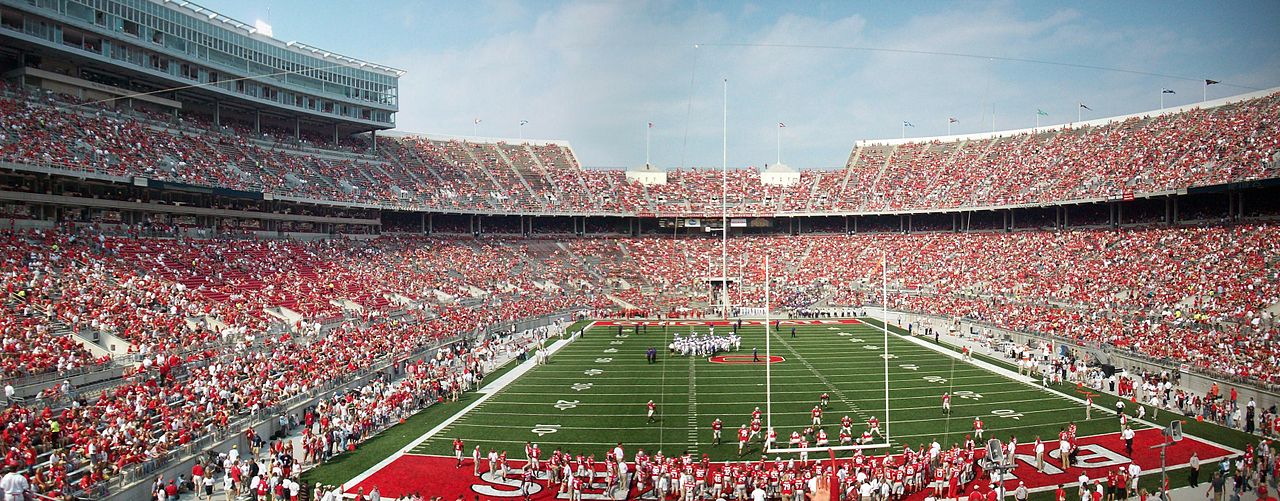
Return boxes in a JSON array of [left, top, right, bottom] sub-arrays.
[[382, 1, 1277, 170]]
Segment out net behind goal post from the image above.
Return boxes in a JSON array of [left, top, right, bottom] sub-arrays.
[[760, 253, 894, 457]]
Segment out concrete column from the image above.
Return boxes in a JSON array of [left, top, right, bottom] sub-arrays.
[[213, 101, 221, 127], [295, 118, 301, 140], [254, 110, 260, 135]]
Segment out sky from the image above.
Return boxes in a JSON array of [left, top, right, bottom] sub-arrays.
[[208, 0, 1280, 170]]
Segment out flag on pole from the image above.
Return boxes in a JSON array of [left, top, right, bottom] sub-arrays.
[[1078, 103, 1092, 111], [1205, 79, 1220, 86], [778, 122, 786, 128], [1161, 89, 1176, 94], [519, 120, 529, 126], [903, 121, 915, 127], [1036, 109, 1049, 116], [948, 117, 958, 124], [473, 118, 482, 125], [648, 122, 654, 128]]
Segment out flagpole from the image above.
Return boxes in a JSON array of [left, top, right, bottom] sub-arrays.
[[901, 122, 905, 139], [1160, 90, 1165, 110], [645, 123, 651, 166], [1078, 105, 1081, 124], [947, 119, 951, 136], [1203, 82, 1207, 103], [776, 124, 781, 165], [519, 121, 524, 141], [1036, 113, 1040, 129], [991, 104, 996, 133]]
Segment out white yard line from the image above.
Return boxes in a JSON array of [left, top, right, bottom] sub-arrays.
[[886, 322, 1243, 455], [339, 325, 588, 491]]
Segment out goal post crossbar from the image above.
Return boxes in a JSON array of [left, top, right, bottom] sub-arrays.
[[764, 442, 893, 456]]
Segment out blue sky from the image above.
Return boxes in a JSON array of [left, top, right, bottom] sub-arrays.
[[209, 0, 1280, 169]]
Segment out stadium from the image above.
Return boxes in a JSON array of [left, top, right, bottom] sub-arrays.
[[0, 1, 1277, 501]]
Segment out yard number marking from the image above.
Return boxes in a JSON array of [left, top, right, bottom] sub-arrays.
[[992, 409, 1024, 420], [553, 400, 579, 411], [531, 424, 561, 436]]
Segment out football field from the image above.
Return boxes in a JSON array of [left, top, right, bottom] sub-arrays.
[[335, 318, 1241, 499], [410, 319, 1112, 458]]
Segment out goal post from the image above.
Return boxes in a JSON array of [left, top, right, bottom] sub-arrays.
[[765, 442, 893, 456], [760, 252, 894, 458]]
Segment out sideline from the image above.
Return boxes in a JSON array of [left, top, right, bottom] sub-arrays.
[[340, 325, 588, 491], [883, 320, 1243, 492]]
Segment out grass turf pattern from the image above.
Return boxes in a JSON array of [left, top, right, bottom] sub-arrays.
[[407, 320, 1126, 461]]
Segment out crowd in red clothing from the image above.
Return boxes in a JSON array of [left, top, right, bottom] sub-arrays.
[[0, 223, 1276, 497], [4, 86, 1279, 215]]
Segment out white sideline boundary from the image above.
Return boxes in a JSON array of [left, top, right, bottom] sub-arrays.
[[882, 319, 1244, 455], [339, 324, 589, 491]]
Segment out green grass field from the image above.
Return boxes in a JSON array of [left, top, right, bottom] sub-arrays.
[[405, 320, 1127, 460]]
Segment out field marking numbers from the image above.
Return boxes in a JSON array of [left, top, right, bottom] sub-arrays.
[[992, 409, 1024, 420], [583, 369, 603, 376], [531, 424, 561, 436], [571, 383, 593, 392], [595, 358, 613, 363], [880, 354, 898, 360], [610, 340, 625, 345], [863, 345, 880, 350], [923, 375, 948, 384], [899, 364, 919, 371], [554, 400, 579, 411], [954, 391, 983, 400], [848, 338, 864, 343], [603, 348, 618, 353]]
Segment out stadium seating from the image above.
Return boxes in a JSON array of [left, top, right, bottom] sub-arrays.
[[5, 89, 1278, 214], [4, 84, 1280, 499]]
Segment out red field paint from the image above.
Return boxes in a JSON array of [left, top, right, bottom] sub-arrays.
[[593, 318, 864, 327], [708, 354, 785, 365], [346, 428, 1235, 500]]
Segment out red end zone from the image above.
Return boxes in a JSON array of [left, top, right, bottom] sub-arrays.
[[709, 354, 785, 365], [345, 429, 1236, 500], [594, 319, 864, 327]]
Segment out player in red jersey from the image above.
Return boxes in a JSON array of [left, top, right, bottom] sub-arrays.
[[973, 417, 985, 439], [647, 400, 656, 423], [942, 392, 952, 415], [820, 392, 830, 408], [738, 425, 750, 456], [868, 416, 882, 437], [811, 406, 823, 427], [453, 438, 464, 468], [712, 418, 723, 445]]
